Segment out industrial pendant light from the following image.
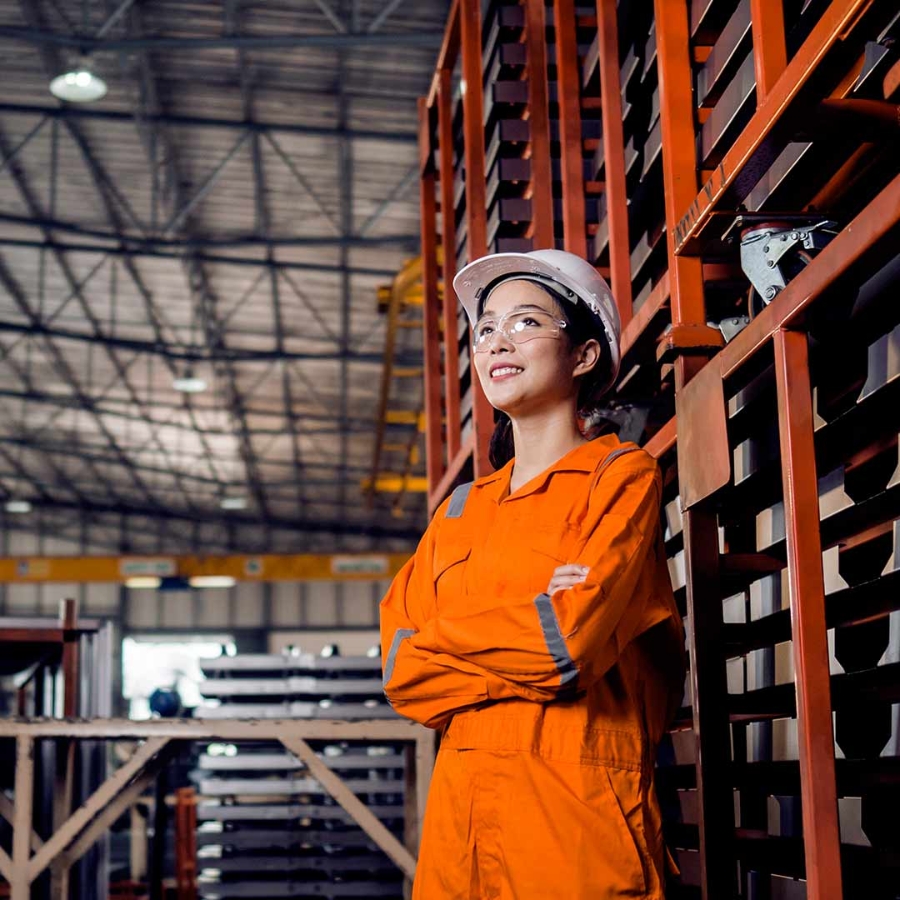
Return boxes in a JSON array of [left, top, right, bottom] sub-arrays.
[[49, 57, 108, 103], [173, 367, 208, 394]]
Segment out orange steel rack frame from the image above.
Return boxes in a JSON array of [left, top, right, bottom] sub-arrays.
[[419, 2, 900, 898]]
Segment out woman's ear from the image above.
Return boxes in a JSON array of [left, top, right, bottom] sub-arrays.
[[573, 339, 602, 378]]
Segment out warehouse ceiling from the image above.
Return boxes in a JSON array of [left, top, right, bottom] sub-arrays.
[[0, 0, 447, 554]]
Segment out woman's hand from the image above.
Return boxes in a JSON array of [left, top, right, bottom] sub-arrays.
[[547, 564, 590, 595]]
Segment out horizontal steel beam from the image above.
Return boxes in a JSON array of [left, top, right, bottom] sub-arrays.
[[0, 27, 444, 52], [0, 213, 419, 249], [0, 237, 397, 277], [0, 319, 420, 366], [0, 103, 420, 142], [0, 495, 425, 539], [0, 718, 427, 740], [0, 387, 386, 433]]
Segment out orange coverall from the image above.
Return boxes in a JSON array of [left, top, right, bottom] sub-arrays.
[[380, 436, 685, 899]]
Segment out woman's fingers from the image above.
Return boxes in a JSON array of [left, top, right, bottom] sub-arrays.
[[553, 564, 590, 577], [547, 565, 590, 594]]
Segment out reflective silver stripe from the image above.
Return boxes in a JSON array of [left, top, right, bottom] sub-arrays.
[[446, 481, 474, 518], [383, 628, 416, 689], [534, 593, 578, 691]]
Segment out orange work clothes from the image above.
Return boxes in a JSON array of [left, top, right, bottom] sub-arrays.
[[380, 436, 686, 898]]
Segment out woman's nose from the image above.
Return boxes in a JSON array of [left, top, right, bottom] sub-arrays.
[[488, 330, 514, 352]]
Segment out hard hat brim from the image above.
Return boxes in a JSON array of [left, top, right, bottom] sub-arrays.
[[453, 252, 571, 327]]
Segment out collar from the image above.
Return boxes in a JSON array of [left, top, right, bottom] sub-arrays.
[[472, 434, 623, 502]]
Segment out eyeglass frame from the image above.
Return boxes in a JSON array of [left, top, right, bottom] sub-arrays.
[[472, 307, 568, 353]]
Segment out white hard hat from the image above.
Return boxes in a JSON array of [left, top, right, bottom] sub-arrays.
[[453, 249, 621, 392]]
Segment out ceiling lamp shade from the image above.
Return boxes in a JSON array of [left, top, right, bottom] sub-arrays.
[[220, 496, 247, 510], [4, 500, 32, 514], [49, 62, 107, 103], [173, 374, 208, 393]]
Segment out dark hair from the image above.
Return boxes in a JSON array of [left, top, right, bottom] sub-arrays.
[[481, 282, 615, 469]]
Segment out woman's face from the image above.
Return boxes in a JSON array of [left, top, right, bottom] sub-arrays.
[[472, 280, 600, 417]]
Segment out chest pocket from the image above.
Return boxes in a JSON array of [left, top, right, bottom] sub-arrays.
[[432, 539, 471, 610], [529, 521, 583, 563]]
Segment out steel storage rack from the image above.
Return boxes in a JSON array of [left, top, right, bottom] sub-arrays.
[[193, 650, 410, 899], [0, 600, 114, 900], [418, 1, 900, 898]]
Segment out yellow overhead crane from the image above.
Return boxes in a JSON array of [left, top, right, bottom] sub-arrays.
[[0, 552, 412, 584]]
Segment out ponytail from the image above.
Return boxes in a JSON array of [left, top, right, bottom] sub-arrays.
[[488, 412, 515, 469]]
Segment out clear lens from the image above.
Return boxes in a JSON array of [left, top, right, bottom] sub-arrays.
[[474, 310, 565, 351]]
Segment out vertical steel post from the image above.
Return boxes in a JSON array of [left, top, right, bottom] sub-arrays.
[[12, 735, 35, 900], [174, 787, 198, 900], [553, 0, 587, 258], [654, 0, 706, 388], [773, 328, 843, 900], [595, 0, 633, 325], [749, 0, 788, 104], [682, 504, 736, 900], [53, 597, 80, 899], [437, 71, 462, 463], [418, 98, 445, 494], [524, 0, 554, 249], [460, 0, 494, 476]]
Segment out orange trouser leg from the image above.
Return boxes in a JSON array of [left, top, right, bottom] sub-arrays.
[[413, 749, 482, 899], [415, 749, 663, 899]]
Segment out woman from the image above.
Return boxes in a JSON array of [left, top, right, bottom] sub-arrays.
[[381, 250, 685, 899]]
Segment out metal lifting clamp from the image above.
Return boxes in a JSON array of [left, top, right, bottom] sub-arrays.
[[716, 214, 839, 342]]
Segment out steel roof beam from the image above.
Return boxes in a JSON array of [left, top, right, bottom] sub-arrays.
[[233, 0, 304, 524], [0, 179, 160, 512], [0, 320, 417, 364], [57, 119, 224, 508], [337, 23, 354, 535], [0, 386, 388, 432], [264, 133, 342, 235], [357, 162, 418, 235], [8, 3, 213, 514], [0, 341, 125, 508], [0, 494, 425, 540], [0, 436, 376, 488], [0, 213, 417, 249], [0, 104, 420, 142], [367, 0, 406, 33], [0, 238, 398, 277], [0, 26, 442, 51]]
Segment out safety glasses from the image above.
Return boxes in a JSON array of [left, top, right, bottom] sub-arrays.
[[473, 309, 567, 353]]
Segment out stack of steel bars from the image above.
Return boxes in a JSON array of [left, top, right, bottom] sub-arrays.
[[193, 650, 405, 900]]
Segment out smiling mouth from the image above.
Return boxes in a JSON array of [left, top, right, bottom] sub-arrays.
[[490, 366, 523, 379]]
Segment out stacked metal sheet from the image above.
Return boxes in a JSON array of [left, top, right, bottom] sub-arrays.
[[195, 650, 405, 899]]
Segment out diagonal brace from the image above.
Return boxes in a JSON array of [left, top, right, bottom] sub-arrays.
[[280, 736, 417, 879], [57, 742, 179, 872], [27, 736, 170, 883], [0, 846, 12, 884], [0, 791, 43, 852]]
